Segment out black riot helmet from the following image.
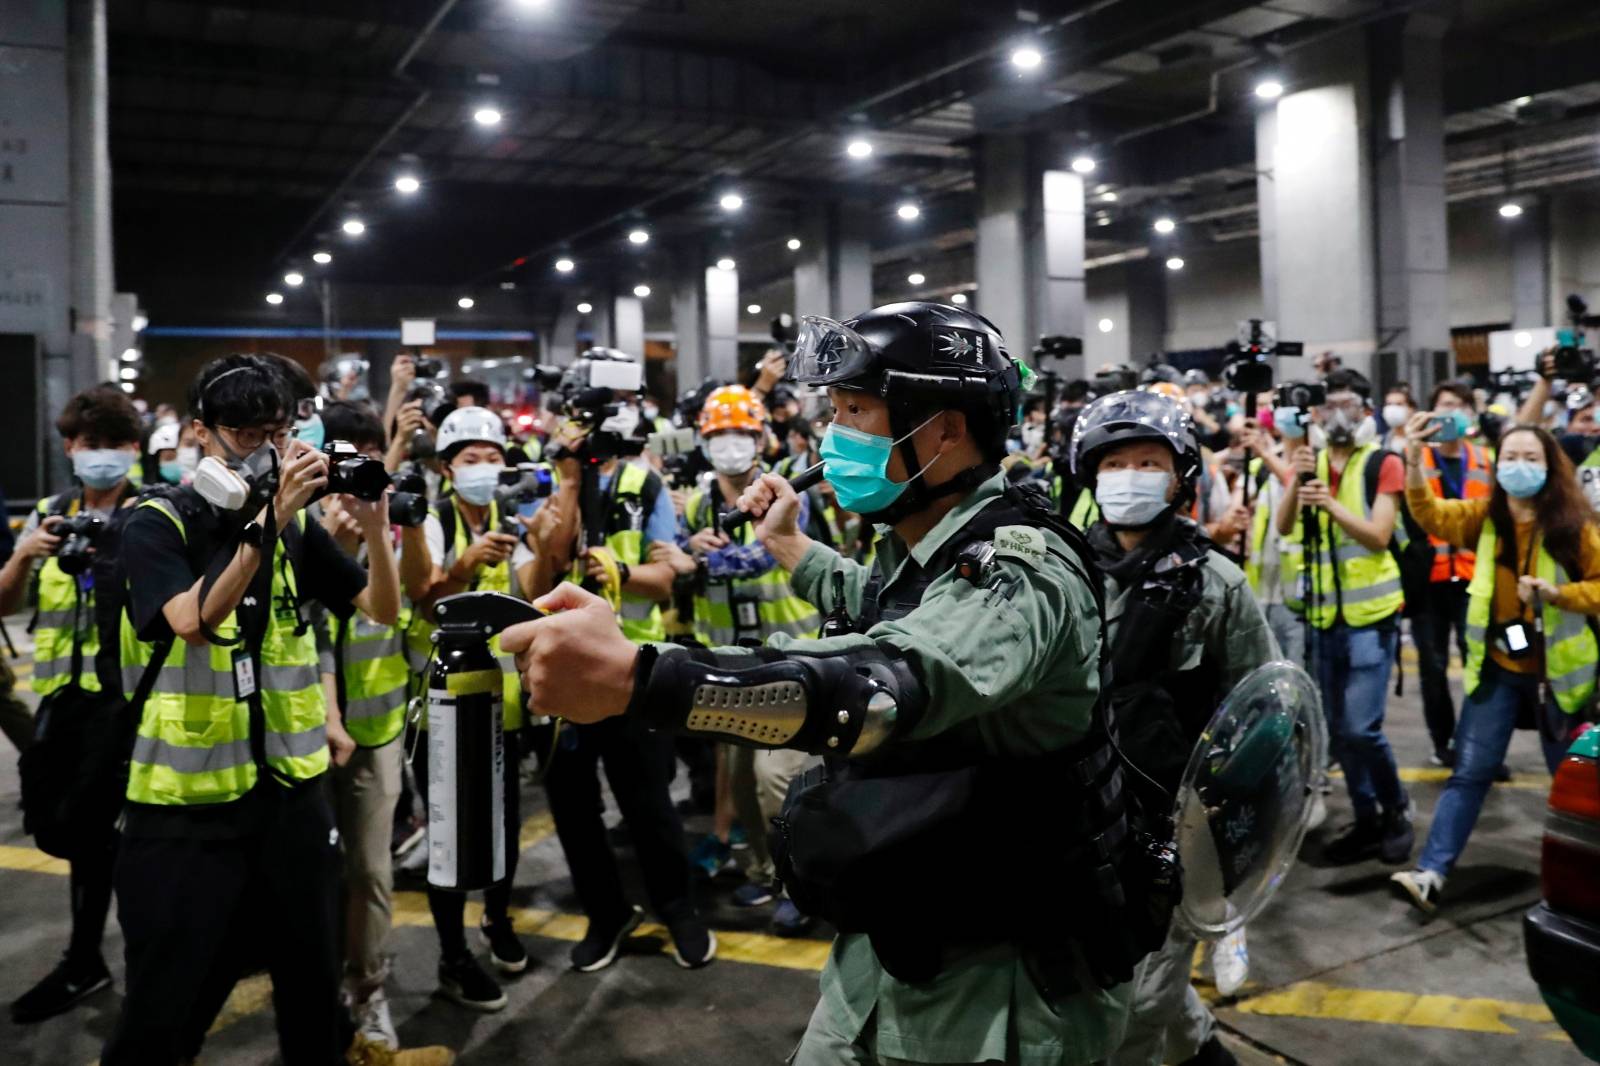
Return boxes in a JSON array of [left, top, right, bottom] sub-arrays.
[[1069, 389, 1202, 503], [788, 301, 1028, 523]]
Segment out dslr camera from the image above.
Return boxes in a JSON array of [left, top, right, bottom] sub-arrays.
[[1091, 364, 1139, 396], [494, 463, 554, 535], [403, 355, 454, 459], [1274, 381, 1326, 411], [1552, 293, 1596, 380], [388, 469, 430, 528], [539, 351, 647, 462], [314, 441, 390, 503], [54, 513, 106, 577]]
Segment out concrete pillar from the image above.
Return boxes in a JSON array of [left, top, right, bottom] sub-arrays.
[[1548, 191, 1600, 326], [1255, 108, 1280, 326], [792, 204, 832, 320], [1125, 257, 1169, 364], [975, 134, 1030, 352], [1372, 12, 1451, 395], [831, 202, 873, 316], [705, 265, 739, 382], [671, 260, 705, 385], [1260, 27, 1378, 378], [549, 307, 580, 365], [68, 0, 112, 391], [1510, 197, 1550, 328], [1032, 168, 1087, 378], [612, 294, 644, 360]]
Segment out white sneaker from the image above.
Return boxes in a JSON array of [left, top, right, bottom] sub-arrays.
[[1390, 868, 1445, 914], [356, 987, 399, 1050], [1212, 924, 1249, 997], [1306, 792, 1327, 831]]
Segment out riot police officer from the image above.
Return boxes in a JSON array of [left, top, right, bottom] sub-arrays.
[[1069, 389, 1278, 1066], [505, 302, 1160, 1065]]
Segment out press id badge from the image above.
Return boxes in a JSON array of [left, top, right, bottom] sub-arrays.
[[735, 601, 760, 630], [232, 649, 258, 700], [1502, 622, 1531, 657]]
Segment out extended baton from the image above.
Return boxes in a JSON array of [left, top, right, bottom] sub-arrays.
[[719, 460, 827, 534]]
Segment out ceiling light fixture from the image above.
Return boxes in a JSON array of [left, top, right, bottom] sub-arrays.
[[473, 107, 502, 126], [576, 301, 593, 314], [284, 272, 304, 287], [1070, 155, 1096, 174], [633, 284, 652, 298], [786, 237, 802, 250], [1165, 256, 1185, 271], [846, 138, 873, 159], [1011, 46, 1042, 71], [312, 251, 332, 265], [1098, 318, 1115, 333], [716, 257, 736, 271], [950, 293, 968, 305], [342, 218, 365, 236], [265, 292, 284, 305], [1255, 79, 1284, 100], [907, 272, 926, 286], [457, 296, 475, 309], [719, 192, 743, 212], [555, 257, 575, 272], [627, 229, 649, 245], [1153, 217, 1176, 235], [394, 175, 420, 194], [897, 202, 921, 221], [1498, 202, 1524, 219], [747, 303, 762, 315]]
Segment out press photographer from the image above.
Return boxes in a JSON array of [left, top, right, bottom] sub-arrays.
[[522, 348, 716, 974], [102, 354, 408, 1066], [0, 385, 142, 1024]]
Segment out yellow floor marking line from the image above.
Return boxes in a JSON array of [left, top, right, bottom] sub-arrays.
[[1232, 979, 1563, 1038], [391, 890, 834, 972], [519, 810, 556, 850], [0, 843, 70, 875], [1329, 766, 1551, 791]]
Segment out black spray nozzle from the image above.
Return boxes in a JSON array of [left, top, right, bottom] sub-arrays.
[[433, 592, 543, 641], [720, 460, 827, 534]]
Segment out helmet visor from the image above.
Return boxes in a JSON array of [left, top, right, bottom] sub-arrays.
[[790, 316, 877, 387]]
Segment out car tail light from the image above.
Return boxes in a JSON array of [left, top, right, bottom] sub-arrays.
[[1542, 742, 1600, 922]]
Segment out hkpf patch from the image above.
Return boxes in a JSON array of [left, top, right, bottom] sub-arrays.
[[992, 525, 1045, 569]]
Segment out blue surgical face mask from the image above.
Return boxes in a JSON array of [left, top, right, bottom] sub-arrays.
[[295, 415, 325, 451], [453, 462, 504, 506], [1094, 469, 1173, 527], [73, 448, 136, 490], [158, 460, 185, 484], [1497, 459, 1547, 499], [1273, 406, 1307, 439], [819, 414, 940, 515]]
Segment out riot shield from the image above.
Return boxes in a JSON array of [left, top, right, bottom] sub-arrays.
[[1171, 660, 1326, 939]]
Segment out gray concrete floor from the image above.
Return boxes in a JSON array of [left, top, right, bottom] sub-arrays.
[[0, 614, 1588, 1065]]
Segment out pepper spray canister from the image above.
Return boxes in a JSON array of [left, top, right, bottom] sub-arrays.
[[426, 591, 542, 892]]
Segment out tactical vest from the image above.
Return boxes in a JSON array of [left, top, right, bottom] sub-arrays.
[[685, 486, 819, 646], [1420, 443, 1491, 583], [121, 499, 328, 806], [31, 494, 102, 696], [428, 496, 524, 730], [1301, 444, 1405, 629], [328, 608, 413, 748], [776, 480, 1172, 994], [1462, 522, 1597, 715]]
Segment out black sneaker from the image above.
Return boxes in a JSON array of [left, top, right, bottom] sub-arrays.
[[10, 956, 111, 1024], [1379, 802, 1415, 865], [1178, 1035, 1239, 1066], [436, 952, 506, 1012], [570, 906, 644, 973], [668, 915, 718, 969], [479, 914, 529, 974], [1323, 815, 1383, 864]]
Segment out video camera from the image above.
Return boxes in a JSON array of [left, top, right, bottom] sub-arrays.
[[403, 356, 453, 459], [1033, 335, 1083, 361], [1489, 368, 1540, 403], [1553, 294, 1596, 381], [54, 513, 106, 577], [539, 351, 647, 463], [311, 441, 390, 504], [389, 469, 429, 528], [771, 314, 798, 354], [1224, 319, 1304, 396]]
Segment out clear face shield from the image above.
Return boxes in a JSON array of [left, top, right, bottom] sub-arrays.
[[790, 316, 878, 388]]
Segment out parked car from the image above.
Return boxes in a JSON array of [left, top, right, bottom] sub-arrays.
[[1525, 724, 1600, 1062]]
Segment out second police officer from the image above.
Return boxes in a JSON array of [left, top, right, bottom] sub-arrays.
[[504, 302, 1172, 1066]]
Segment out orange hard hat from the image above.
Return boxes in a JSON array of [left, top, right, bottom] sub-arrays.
[[1143, 381, 1186, 402], [698, 385, 767, 435]]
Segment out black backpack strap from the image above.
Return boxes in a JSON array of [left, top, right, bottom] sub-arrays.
[[435, 497, 458, 563]]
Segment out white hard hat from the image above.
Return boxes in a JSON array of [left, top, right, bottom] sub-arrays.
[[148, 421, 181, 452], [435, 405, 506, 461]]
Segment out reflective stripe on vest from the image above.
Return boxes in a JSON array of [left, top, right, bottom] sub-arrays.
[[1244, 459, 1304, 612], [31, 494, 101, 696], [1303, 444, 1404, 629], [1421, 443, 1491, 583], [604, 463, 666, 644], [686, 487, 819, 647], [123, 499, 329, 806], [1462, 522, 1598, 714], [330, 610, 411, 748]]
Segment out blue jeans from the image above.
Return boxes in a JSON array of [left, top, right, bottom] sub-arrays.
[[1417, 661, 1570, 877], [1314, 622, 1405, 819]]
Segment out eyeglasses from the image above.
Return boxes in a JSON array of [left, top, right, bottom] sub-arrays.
[[219, 424, 292, 452]]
